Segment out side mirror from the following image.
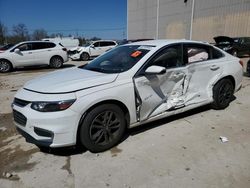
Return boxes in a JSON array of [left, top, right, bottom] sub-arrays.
[[90, 44, 95, 48], [14, 48, 21, 53], [145, 65, 166, 75]]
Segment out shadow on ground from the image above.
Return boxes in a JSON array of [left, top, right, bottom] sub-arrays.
[[42, 104, 214, 156]]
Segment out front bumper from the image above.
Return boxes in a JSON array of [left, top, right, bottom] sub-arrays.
[[12, 89, 80, 148]]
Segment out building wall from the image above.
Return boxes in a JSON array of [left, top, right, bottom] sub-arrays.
[[127, 0, 250, 42]]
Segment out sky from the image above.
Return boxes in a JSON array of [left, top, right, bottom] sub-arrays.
[[0, 0, 127, 39]]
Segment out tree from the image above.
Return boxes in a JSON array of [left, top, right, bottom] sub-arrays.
[[12, 23, 29, 42], [90, 36, 101, 41], [32, 29, 47, 40], [78, 37, 86, 46], [0, 21, 8, 45]]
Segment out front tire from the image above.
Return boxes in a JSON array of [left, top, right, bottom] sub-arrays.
[[80, 53, 90, 61], [0, 60, 12, 73], [79, 104, 126, 153], [212, 79, 234, 110], [50, 56, 63, 68]]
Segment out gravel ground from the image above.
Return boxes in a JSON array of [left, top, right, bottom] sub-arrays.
[[0, 58, 250, 188]]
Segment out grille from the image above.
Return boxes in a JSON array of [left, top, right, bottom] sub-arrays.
[[13, 98, 30, 107], [13, 110, 27, 126]]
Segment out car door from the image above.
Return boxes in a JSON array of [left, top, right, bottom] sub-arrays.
[[31, 42, 48, 64], [133, 44, 189, 121], [31, 42, 56, 65], [10, 43, 34, 66], [89, 42, 102, 56], [183, 43, 224, 106]]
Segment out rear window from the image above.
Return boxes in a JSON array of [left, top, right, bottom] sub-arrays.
[[100, 41, 116, 47], [46, 42, 56, 48], [211, 47, 224, 59]]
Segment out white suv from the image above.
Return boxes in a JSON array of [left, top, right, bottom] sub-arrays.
[[0, 41, 68, 73], [68, 40, 117, 61]]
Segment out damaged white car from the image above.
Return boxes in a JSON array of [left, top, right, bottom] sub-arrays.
[[12, 40, 243, 152], [68, 40, 117, 61]]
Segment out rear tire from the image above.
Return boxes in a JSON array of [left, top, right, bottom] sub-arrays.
[[212, 79, 234, 110], [50, 56, 63, 68], [80, 53, 89, 61], [79, 104, 126, 153], [0, 59, 12, 73]]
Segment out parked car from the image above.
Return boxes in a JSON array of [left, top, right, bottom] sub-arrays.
[[247, 59, 250, 76], [214, 36, 250, 57], [12, 40, 243, 152], [0, 43, 15, 53], [68, 40, 117, 61], [0, 41, 68, 72]]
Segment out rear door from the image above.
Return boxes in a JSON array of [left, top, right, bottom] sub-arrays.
[[134, 44, 189, 121], [183, 43, 224, 105], [32, 42, 56, 64]]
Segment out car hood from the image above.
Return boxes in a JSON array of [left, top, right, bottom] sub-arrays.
[[214, 36, 234, 44], [24, 67, 118, 93]]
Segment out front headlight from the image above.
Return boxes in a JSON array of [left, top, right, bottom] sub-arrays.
[[31, 99, 76, 112]]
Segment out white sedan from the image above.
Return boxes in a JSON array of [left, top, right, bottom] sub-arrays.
[[12, 40, 243, 152]]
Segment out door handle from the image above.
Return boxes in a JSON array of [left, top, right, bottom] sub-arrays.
[[210, 65, 220, 71], [48, 50, 52, 51], [28, 52, 32, 54]]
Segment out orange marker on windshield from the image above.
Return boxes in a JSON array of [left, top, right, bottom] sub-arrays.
[[131, 51, 142, 57]]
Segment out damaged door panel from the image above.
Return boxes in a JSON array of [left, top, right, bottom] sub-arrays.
[[183, 44, 223, 106], [133, 44, 190, 121], [134, 68, 189, 121]]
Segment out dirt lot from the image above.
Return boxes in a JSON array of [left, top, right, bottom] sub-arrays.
[[0, 59, 250, 188]]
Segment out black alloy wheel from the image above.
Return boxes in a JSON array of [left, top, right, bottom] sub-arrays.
[[50, 56, 63, 68], [80, 53, 89, 61], [80, 104, 126, 152], [212, 79, 234, 109]]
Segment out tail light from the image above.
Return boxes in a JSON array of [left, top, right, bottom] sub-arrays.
[[239, 60, 244, 67], [62, 48, 67, 51]]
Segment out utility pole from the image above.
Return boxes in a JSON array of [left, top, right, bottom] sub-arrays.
[[189, 0, 195, 40], [156, 0, 160, 39]]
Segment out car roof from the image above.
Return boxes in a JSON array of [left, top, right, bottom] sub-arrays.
[[92, 40, 116, 42], [127, 39, 209, 48], [18, 41, 55, 44]]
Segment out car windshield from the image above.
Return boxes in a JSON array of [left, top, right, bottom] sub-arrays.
[[79, 45, 152, 73], [83, 42, 92, 47]]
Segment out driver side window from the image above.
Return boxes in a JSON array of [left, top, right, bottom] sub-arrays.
[[93, 42, 100, 47], [147, 44, 183, 69], [17, 43, 32, 51]]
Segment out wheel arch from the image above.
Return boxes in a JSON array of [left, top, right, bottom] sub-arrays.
[[50, 55, 63, 63], [214, 75, 235, 90], [76, 99, 130, 144], [0, 58, 13, 68], [80, 50, 90, 55]]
